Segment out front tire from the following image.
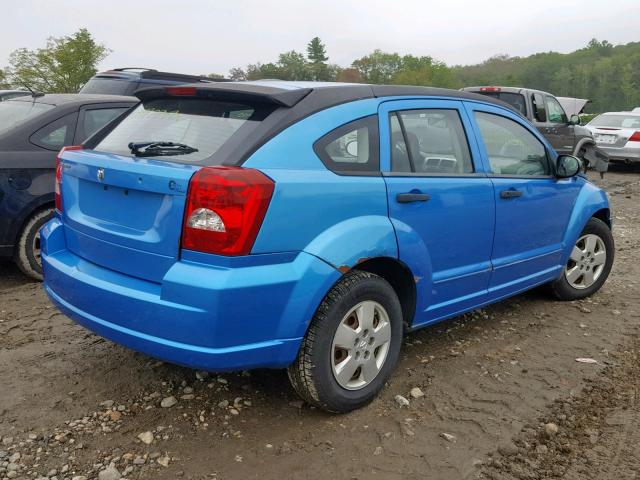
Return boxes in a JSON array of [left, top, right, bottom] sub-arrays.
[[14, 207, 54, 281], [287, 271, 403, 413], [551, 217, 614, 300]]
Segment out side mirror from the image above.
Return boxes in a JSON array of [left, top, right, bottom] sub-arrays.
[[556, 155, 581, 178], [569, 114, 581, 125]]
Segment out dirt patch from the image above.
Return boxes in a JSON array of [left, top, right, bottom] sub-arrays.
[[1, 168, 639, 480], [481, 332, 640, 480]]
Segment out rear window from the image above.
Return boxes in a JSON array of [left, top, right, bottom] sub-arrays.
[[80, 78, 134, 95], [589, 114, 640, 129], [94, 97, 273, 164], [475, 92, 527, 116], [0, 100, 54, 135]]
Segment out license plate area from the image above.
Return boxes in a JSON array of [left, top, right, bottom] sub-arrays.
[[596, 134, 617, 144]]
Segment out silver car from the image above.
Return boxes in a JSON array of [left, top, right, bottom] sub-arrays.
[[586, 112, 640, 164]]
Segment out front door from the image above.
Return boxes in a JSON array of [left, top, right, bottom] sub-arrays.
[[380, 99, 495, 326], [540, 94, 574, 155], [466, 102, 581, 297]]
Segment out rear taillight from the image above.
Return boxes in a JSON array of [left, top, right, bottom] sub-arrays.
[[181, 166, 274, 256], [628, 131, 640, 142], [55, 145, 83, 213]]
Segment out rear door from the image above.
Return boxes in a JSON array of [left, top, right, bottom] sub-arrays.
[[465, 102, 581, 296], [380, 99, 495, 325]]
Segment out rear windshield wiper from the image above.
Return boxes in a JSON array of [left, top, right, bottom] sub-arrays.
[[128, 141, 198, 157]]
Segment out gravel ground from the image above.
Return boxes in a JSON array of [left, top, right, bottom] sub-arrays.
[[1, 168, 638, 480]]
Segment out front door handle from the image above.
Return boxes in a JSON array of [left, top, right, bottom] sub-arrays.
[[397, 192, 431, 203], [500, 189, 523, 199]]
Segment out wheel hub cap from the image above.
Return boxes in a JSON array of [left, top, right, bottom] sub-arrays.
[[564, 233, 606, 289], [331, 300, 391, 391]]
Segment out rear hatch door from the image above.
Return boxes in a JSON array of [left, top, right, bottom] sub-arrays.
[[59, 86, 299, 282], [60, 149, 195, 282]]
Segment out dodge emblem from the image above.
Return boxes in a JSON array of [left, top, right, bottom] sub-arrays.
[[97, 168, 105, 182]]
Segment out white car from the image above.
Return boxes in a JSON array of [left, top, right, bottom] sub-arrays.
[[585, 112, 640, 165]]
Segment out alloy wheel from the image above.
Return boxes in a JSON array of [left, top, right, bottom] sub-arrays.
[[565, 234, 607, 289], [331, 301, 391, 390]]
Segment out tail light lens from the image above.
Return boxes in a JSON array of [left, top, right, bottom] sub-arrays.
[[181, 166, 275, 256], [55, 145, 83, 213], [628, 131, 640, 142]]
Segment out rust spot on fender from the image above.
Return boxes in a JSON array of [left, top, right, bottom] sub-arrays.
[[338, 265, 351, 273], [356, 257, 371, 264]]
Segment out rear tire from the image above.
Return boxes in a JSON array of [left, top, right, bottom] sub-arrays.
[[287, 271, 403, 413], [14, 207, 54, 281], [550, 217, 614, 300]]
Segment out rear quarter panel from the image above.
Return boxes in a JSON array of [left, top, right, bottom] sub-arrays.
[[245, 98, 398, 270]]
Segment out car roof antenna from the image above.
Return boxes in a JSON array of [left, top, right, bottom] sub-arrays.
[[21, 82, 45, 99]]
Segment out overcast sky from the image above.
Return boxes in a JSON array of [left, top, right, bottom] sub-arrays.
[[2, 0, 639, 76]]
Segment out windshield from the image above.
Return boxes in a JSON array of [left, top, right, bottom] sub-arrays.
[[0, 100, 54, 135], [95, 97, 273, 163], [589, 114, 640, 129]]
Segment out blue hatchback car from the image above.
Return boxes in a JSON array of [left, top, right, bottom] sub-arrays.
[[41, 81, 614, 412]]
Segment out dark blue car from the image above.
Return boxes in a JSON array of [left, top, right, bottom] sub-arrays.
[[41, 82, 614, 412], [0, 93, 137, 279]]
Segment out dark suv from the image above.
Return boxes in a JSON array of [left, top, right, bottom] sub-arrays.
[[462, 86, 608, 173], [0, 93, 138, 279], [79, 68, 220, 96]]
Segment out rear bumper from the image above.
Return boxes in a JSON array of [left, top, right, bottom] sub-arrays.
[[597, 144, 640, 163], [41, 218, 340, 371]]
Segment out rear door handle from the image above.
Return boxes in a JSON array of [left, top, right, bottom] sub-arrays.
[[396, 192, 431, 203], [500, 189, 523, 199]]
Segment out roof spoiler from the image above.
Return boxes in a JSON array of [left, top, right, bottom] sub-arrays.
[[135, 84, 312, 108]]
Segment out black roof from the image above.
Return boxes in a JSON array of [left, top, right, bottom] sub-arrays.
[[10, 93, 138, 106], [135, 81, 514, 111], [118, 81, 518, 167]]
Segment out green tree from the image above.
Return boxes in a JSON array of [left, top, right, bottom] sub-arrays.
[[306, 37, 331, 81], [0, 69, 9, 89], [228, 67, 247, 81], [205, 73, 225, 80], [352, 50, 403, 84], [6, 28, 109, 93]]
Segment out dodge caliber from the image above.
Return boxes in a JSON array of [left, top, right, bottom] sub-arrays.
[[41, 82, 614, 412]]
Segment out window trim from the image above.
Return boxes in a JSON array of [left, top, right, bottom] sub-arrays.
[[473, 110, 555, 178], [313, 115, 380, 176], [388, 108, 476, 177]]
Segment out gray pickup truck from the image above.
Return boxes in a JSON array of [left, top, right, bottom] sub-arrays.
[[462, 86, 608, 173]]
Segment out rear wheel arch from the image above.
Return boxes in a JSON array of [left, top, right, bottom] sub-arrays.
[[352, 257, 417, 329]]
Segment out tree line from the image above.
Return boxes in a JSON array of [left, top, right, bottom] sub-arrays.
[[2, 31, 638, 113]]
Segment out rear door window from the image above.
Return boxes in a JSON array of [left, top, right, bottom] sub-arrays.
[[94, 97, 275, 164], [531, 93, 547, 122], [30, 112, 78, 150], [313, 116, 379, 173], [391, 109, 473, 174]]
